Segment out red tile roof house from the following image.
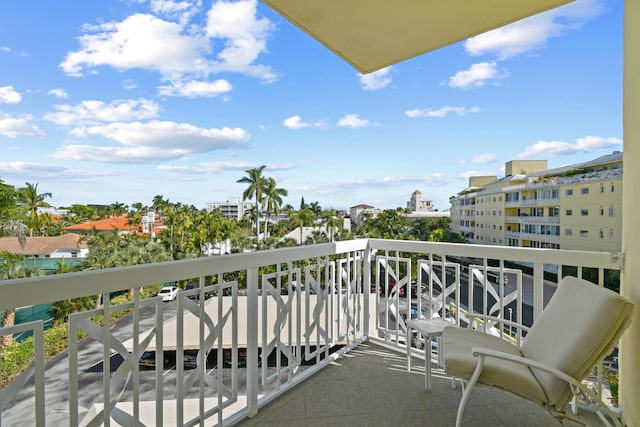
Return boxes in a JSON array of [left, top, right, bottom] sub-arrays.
[[63, 216, 140, 235], [0, 234, 89, 259], [63, 215, 165, 237]]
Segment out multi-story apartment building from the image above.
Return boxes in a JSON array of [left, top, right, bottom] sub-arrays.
[[205, 197, 254, 221], [450, 151, 622, 252], [407, 190, 434, 212]]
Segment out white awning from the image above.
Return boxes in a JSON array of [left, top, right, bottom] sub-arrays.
[[261, 0, 574, 74]]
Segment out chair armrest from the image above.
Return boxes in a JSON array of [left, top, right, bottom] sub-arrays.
[[470, 346, 623, 427], [466, 313, 530, 333], [471, 346, 576, 385]]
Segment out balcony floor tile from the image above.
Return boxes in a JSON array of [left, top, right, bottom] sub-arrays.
[[237, 341, 605, 427]]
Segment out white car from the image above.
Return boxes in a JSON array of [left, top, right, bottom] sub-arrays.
[[158, 286, 179, 302]]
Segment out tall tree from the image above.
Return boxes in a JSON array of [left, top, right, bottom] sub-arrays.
[[322, 209, 342, 242], [237, 165, 267, 242], [288, 208, 314, 244], [17, 182, 51, 237], [262, 177, 288, 240], [1, 180, 26, 247], [107, 201, 128, 217]]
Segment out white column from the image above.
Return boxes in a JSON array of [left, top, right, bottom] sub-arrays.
[[620, 1, 640, 423]]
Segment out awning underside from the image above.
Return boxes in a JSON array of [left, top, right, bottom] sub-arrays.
[[261, 0, 575, 74]]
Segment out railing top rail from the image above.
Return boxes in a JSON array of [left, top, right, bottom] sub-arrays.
[[0, 240, 368, 310], [0, 238, 622, 311], [366, 239, 622, 269]]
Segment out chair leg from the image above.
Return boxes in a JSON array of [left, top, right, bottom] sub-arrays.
[[456, 356, 485, 427]]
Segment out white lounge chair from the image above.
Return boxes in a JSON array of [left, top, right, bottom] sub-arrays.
[[441, 276, 634, 427]]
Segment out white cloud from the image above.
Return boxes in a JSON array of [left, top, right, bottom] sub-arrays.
[[358, 66, 392, 90], [283, 115, 325, 130], [60, 2, 277, 85], [158, 160, 296, 174], [449, 62, 506, 89], [0, 161, 67, 177], [405, 106, 480, 118], [48, 88, 69, 99], [517, 135, 622, 159], [205, 0, 277, 81], [69, 120, 248, 148], [61, 14, 209, 77], [0, 86, 22, 104], [44, 99, 161, 126], [157, 78, 232, 97], [0, 114, 45, 138], [150, 0, 200, 24], [337, 114, 370, 128], [465, 0, 604, 59], [468, 154, 498, 164], [52, 121, 249, 163]]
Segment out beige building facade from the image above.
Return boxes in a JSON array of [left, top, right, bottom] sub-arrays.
[[450, 152, 622, 252]]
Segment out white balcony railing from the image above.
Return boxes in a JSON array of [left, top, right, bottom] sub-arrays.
[[0, 239, 623, 426]]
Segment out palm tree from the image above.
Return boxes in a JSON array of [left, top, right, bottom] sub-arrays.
[[288, 208, 315, 244], [262, 177, 288, 240], [308, 201, 322, 226], [107, 201, 128, 217], [322, 209, 342, 242], [237, 165, 267, 242], [17, 182, 51, 237]]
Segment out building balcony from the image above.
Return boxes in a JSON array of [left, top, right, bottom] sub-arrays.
[[519, 232, 561, 244], [505, 198, 560, 208], [0, 239, 623, 426], [505, 216, 560, 224]]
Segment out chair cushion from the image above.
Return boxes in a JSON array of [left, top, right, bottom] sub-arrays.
[[442, 326, 548, 405], [521, 276, 634, 408]]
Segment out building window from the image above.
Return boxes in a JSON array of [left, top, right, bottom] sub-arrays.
[[609, 206, 615, 217], [581, 188, 589, 195], [499, 225, 502, 230], [566, 209, 573, 216], [600, 206, 605, 216], [610, 229, 615, 240], [565, 229, 572, 236], [580, 230, 589, 238], [566, 189, 573, 196], [581, 209, 589, 216], [601, 184, 605, 193], [600, 229, 604, 239], [611, 184, 615, 192]]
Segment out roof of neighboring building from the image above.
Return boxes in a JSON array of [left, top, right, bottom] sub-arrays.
[[350, 204, 375, 209], [0, 234, 88, 256], [63, 216, 138, 233]]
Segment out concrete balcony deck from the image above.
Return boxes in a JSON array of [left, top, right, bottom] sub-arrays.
[[238, 341, 603, 427]]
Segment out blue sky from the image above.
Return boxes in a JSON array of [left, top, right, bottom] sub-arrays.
[[0, 0, 623, 212]]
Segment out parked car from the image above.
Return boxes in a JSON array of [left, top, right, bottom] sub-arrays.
[[185, 282, 214, 301], [139, 351, 173, 368], [222, 348, 247, 368], [139, 350, 199, 369], [158, 286, 179, 302]]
